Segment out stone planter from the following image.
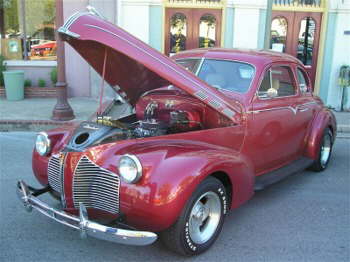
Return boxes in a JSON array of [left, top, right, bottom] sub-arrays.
[[0, 86, 57, 98]]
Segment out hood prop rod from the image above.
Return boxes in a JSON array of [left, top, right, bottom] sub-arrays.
[[98, 48, 108, 115]]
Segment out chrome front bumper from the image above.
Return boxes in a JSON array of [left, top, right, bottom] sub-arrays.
[[16, 180, 157, 246]]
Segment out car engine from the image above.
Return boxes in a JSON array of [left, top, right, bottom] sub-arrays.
[[64, 98, 203, 152]]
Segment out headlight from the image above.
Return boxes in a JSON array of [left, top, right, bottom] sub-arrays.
[[35, 132, 51, 156], [118, 154, 142, 183]]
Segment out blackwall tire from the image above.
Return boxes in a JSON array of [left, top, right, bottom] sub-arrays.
[[310, 127, 333, 172], [160, 177, 228, 256]]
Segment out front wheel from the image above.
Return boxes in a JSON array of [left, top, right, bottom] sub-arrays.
[[160, 177, 228, 256], [310, 127, 333, 172]]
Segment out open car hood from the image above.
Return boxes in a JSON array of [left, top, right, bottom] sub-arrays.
[[58, 11, 241, 121]]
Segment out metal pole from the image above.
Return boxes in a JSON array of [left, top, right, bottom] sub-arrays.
[[303, 17, 310, 65], [21, 0, 28, 60], [51, 0, 75, 121], [264, 0, 273, 49]]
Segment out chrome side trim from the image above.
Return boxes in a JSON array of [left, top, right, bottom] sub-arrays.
[[208, 99, 223, 109], [194, 90, 209, 101], [222, 108, 236, 118], [57, 27, 80, 38], [86, 5, 105, 19], [17, 181, 157, 246], [248, 102, 317, 115]]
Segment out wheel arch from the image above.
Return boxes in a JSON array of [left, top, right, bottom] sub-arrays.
[[210, 171, 233, 208], [305, 109, 337, 160], [115, 141, 255, 231]]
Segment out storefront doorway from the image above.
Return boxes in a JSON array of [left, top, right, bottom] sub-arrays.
[[270, 11, 322, 85], [165, 8, 222, 56]]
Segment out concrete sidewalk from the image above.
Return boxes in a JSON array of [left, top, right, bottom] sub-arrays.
[[0, 97, 99, 131], [0, 97, 349, 133]]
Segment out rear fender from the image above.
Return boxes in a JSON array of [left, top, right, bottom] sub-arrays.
[[305, 109, 337, 160]]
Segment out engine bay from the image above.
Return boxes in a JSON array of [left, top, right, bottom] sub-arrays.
[[64, 87, 233, 152], [64, 90, 205, 151]]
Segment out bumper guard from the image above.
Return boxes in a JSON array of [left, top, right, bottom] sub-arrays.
[[16, 180, 157, 246]]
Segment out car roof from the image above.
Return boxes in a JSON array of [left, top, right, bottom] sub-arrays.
[[173, 48, 303, 67]]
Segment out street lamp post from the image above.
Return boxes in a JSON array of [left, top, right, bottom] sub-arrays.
[[51, 0, 75, 121]]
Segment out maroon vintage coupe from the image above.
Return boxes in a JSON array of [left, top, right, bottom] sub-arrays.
[[17, 9, 337, 256]]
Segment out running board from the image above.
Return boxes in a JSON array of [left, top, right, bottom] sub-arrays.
[[254, 157, 313, 191]]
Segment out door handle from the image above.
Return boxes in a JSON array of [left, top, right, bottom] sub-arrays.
[[297, 107, 309, 112]]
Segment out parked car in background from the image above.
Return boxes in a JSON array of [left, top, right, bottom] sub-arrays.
[[17, 9, 337, 256], [30, 40, 56, 57]]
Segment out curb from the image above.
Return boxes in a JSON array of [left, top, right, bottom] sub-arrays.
[[0, 120, 78, 132], [1, 120, 350, 134], [337, 124, 350, 133], [0, 100, 125, 132]]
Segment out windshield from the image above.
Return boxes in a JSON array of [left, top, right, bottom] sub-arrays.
[[176, 58, 255, 93]]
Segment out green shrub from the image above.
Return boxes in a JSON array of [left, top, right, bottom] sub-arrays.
[[0, 55, 6, 86], [50, 67, 57, 85], [24, 79, 32, 87], [38, 78, 46, 87]]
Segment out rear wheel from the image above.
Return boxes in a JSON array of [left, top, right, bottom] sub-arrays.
[[160, 177, 228, 256], [310, 127, 333, 172]]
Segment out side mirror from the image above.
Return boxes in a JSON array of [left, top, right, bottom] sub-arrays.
[[267, 88, 278, 98]]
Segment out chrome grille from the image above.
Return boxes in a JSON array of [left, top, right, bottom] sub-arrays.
[[73, 156, 120, 214], [48, 154, 64, 193]]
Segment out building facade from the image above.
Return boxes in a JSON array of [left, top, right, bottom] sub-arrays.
[[1, 0, 349, 110]]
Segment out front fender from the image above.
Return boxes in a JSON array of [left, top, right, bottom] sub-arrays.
[[32, 125, 77, 186], [112, 140, 254, 232], [305, 108, 337, 160]]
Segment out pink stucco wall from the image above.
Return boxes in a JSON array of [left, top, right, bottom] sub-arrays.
[[63, 0, 91, 97]]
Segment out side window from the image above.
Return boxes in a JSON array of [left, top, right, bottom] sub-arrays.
[[297, 68, 310, 93], [258, 65, 296, 98], [257, 70, 271, 97]]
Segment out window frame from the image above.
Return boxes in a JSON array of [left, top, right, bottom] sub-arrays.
[[256, 64, 299, 100], [1, 0, 57, 62], [175, 58, 203, 75], [296, 66, 311, 94]]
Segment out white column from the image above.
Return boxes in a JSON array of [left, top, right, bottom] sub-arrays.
[[326, 0, 350, 110], [232, 0, 268, 49], [119, 0, 153, 43], [89, 0, 118, 24]]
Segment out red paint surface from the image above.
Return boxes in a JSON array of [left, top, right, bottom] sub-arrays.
[[31, 14, 337, 232]]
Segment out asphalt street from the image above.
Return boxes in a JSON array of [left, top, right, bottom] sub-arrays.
[[0, 132, 349, 262]]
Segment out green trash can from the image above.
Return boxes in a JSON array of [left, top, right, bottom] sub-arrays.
[[3, 70, 25, 101]]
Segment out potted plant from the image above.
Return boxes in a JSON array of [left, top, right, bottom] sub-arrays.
[[38, 78, 46, 88], [50, 67, 57, 85], [0, 55, 6, 86]]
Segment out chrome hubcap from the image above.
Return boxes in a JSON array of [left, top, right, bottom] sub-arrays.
[[189, 192, 221, 244], [320, 133, 331, 168]]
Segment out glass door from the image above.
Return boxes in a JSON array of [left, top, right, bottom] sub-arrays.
[[270, 11, 322, 86], [165, 8, 222, 56]]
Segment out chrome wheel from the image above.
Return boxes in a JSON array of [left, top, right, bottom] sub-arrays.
[[320, 132, 331, 168], [188, 191, 221, 245]]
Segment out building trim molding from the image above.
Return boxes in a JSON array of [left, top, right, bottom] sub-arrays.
[[4, 60, 57, 67]]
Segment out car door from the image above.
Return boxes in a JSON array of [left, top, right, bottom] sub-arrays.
[[250, 64, 303, 175], [292, 66, 319, 155]]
